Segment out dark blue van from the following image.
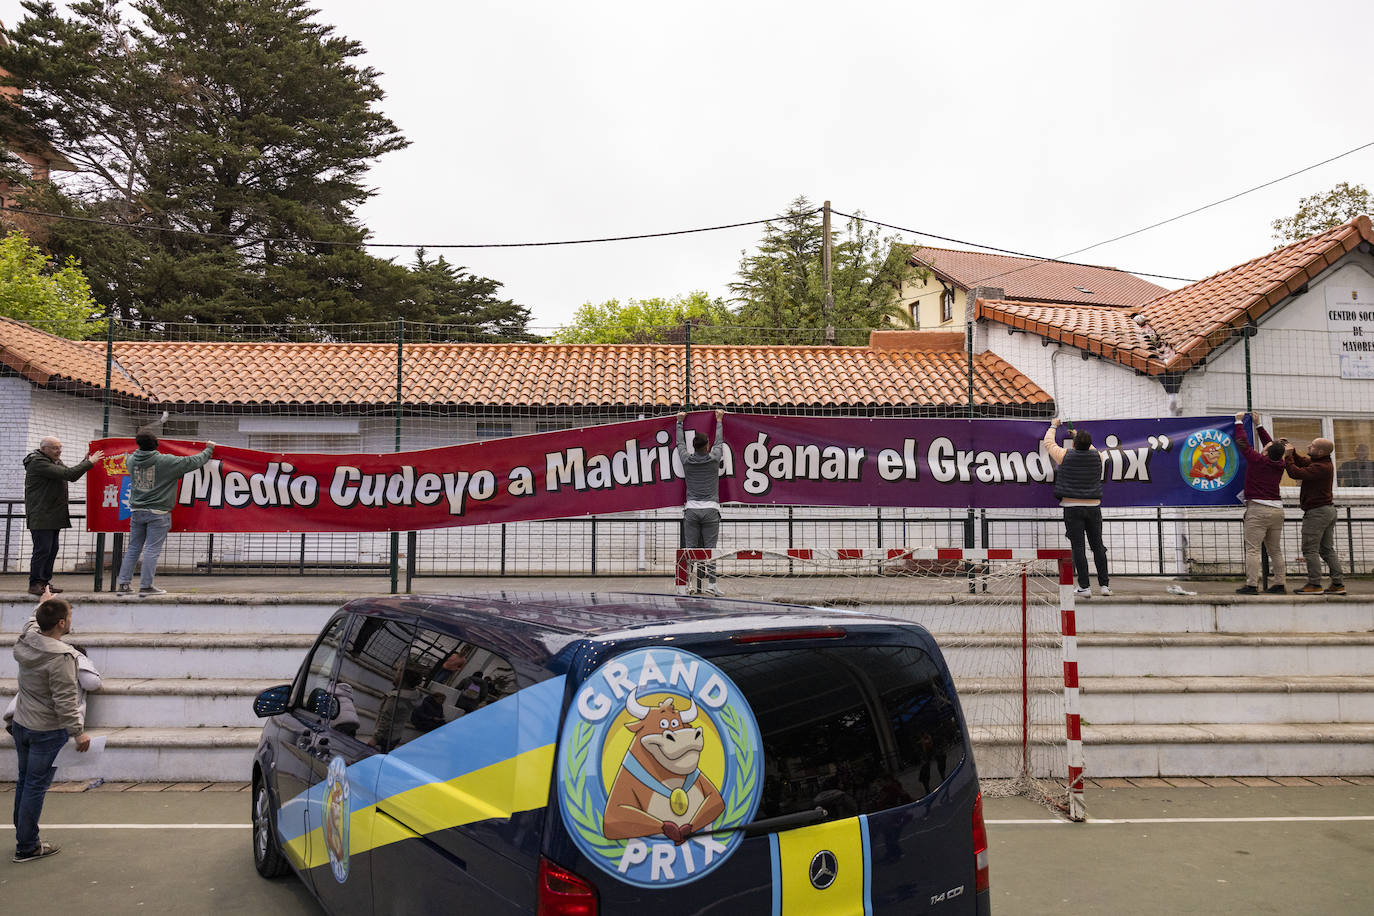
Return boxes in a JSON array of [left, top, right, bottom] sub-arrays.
[[251, 592, 990, 915]]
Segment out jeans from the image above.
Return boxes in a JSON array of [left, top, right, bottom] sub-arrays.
[[1242, 503, 1286, 587], [12, 722, 68, 855], [1300, 504, 1343, 586], [117, 509, 173, 589], [1062, 506, 1109, 589], [683, 507, 721, 589], [28, 528, 60, 586]]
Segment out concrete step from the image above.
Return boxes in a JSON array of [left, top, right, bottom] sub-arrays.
[[0, 633, 314, 679], [1082, 722, 1374, 777], [0, 678, 281, 728], [1072, 599, 1374, 635], [1076, 633, 1374, 677], [0, 726, 261, 782], [0, 598, 337, 635]]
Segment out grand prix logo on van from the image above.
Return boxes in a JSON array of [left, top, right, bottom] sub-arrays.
[[558, 647, 764, 888], [323, 755, 350, 884], [1179, 427, 1238, 492]]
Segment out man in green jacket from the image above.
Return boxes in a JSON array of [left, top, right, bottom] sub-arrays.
[[23, 438, 104, 596], [115, 430, 216, 597]]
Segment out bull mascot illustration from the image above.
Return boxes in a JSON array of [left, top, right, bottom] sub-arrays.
[[1189, 440, 1226, 480], [602, 689, 726, 845]]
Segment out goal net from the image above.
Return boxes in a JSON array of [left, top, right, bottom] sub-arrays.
[[675, 546, 1085, 820]]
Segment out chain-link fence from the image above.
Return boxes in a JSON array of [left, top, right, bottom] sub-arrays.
[[3, 316, 1370, 589]]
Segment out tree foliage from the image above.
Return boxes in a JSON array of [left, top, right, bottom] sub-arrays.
[[0, 230, 105, 338], [404, 249, 534, 340], [0, 0, 529, 336], [729, 195, 923, 344], [550, 292, 733, 344], [1271, 182, 1373, 246]]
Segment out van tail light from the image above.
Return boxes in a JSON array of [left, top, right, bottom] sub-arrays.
[[538, 856, 598, 916], [972, 791, 990, 894]]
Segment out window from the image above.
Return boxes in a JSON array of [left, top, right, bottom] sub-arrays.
[[377, 624, 517, 752], [536, 421, 568, 434], [162, 420, 199, 439], [1271, 417, 1323, 487], [941, 289, 954, 323], [327, 614, 415, 746], [295, 616, 348, 713], [713, 644, 964, 824], [248, 433, 360, 453], [1334, 418, 1374, 487], [476, 422, 514, 440]]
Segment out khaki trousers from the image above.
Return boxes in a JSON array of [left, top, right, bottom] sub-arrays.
[[1242, 502, 1285, 587]]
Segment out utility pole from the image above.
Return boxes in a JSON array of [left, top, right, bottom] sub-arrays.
[[822, 200, 834, 328]]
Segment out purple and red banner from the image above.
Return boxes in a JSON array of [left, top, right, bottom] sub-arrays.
[[85, 413, 1246, 533]]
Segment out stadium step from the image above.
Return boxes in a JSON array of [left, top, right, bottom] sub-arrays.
[[0, 726, 261, 783], [0, 677, 282, 728]]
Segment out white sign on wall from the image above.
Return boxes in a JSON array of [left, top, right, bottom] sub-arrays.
[[1325, 287, 1374, 378]]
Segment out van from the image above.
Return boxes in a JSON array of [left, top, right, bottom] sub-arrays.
[[251, 592, 990, 914]]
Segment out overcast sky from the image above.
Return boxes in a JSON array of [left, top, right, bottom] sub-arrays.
[[6, 0, 1374, 329]]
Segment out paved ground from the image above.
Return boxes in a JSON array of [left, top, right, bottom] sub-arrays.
[[1, 783, 1371, 914], [4, 571, 1368, 602]]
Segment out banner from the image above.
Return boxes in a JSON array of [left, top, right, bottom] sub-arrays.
[[85, 414, 1247, 533]]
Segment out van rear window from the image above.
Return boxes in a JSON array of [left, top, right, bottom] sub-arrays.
[[711, 645, 964, 821]]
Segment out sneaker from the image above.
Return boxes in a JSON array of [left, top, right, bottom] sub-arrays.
[[1265, 584, 1287, 594], [13, 841, 60, 863], [1234, 585, 1259, 595], [703, 585, 723, 597], [1098, 586, 1113, 597], [1074, 587, 1091, 598], [139, 585, 168, 596], [1325, 584, 1347, 595], [1295, 583, 1325, 594], [115, 583, 135, 597]]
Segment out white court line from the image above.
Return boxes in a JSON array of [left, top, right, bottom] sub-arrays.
[[990, 815, 1374, 826], [0, 823, 250, 829]]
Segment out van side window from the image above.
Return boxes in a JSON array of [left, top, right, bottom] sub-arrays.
[[295, 616, 348, 713], [328, 614, 415, 746], [379, 625, 518, 752]]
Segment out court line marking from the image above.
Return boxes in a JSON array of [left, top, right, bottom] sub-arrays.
[[990, 815, 1374, 825], [0, 823, 251, 829]]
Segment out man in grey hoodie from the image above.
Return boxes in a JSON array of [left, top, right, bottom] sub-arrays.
[[676, 410, 726, 596], [115, 430, 216, 597], [11, 591, 90, 862]]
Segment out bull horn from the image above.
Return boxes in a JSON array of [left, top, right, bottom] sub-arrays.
[[625, 688, 649, 720], [679, 697, 697, 724]]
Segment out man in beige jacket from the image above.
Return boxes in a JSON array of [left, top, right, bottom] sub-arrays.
[[11, 590, 90, 862]]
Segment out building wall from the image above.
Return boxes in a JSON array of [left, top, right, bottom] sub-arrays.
[[898, 271, 964, 329]]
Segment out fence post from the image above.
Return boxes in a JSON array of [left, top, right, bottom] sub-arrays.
[[684, 319, 693, 410], [391, 318, 403, 594], [3, 500, 11, 573], [406, 530, 417, 592], [95, 318, 115, 591], [1347, 506, 1355, 575]]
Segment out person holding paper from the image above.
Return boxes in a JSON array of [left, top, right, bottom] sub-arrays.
[[10, 589, 90, 863]]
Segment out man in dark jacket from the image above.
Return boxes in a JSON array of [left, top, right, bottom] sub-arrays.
[[1234, 412, 1288, 595], [1285, 436, 1344, 595], [23, 438, 104, 596], [115, 430, 215, 597], [1043, 418, 1110, 597]]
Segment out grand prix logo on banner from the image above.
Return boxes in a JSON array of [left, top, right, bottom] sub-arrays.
[[85, 414, 1249, 533]]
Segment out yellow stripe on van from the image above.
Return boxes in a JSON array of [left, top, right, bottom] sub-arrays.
[[773, 817, 870, 916], [285, 743, 555, 872]]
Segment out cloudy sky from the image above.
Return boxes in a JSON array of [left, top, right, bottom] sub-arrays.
[[6, 0, 1374, 328]]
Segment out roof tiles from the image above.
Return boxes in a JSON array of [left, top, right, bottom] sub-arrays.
[[912, 246, 1169, 307]]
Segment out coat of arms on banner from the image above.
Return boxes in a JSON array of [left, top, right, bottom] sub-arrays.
[[557, 647, 764, 888]]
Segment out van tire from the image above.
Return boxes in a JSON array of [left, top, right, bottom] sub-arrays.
[[253, 776, 291, 878]]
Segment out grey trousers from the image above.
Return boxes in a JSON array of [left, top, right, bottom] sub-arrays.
[[1300, 504, 1343, 586], [683, 507, 720, 588]]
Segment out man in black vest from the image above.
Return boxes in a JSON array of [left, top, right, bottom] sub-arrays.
[[1042, 418, 1110, 597]]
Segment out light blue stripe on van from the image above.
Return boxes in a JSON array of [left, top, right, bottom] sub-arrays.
[[859, 814, 873, 916], [770, 832, 782, 916], [276, 675, 565, 844]]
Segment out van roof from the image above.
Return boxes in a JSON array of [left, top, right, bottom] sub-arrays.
[[341, 591, 914, 671]]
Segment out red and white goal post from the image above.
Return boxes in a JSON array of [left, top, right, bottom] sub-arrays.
[[675, 546, 1086, 821]]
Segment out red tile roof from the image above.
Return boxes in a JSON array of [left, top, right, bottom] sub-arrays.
[[0, 323, 1051, 411], [976, 216, 1374, 375], [912, 246, 1169, 307]]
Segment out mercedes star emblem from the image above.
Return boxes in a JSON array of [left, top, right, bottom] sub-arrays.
[[809, 850, 838, 890]]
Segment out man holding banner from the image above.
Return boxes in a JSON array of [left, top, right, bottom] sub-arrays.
[[115, 431, 216, 597], [677, 410, 726, 596], [1043, 418, 1111, 598]]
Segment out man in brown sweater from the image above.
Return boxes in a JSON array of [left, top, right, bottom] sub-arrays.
[[1285, 437, 1345, 595]]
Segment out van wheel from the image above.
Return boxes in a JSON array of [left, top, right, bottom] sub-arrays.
[[253, 777, 291, 878]]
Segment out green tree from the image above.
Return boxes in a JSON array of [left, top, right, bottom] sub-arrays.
[[0, 230, 105, 338], [404, 249, 534, 341], [0, 0, 529, 335], [729, 196, 924, 344], [550, 292, 733, 344], [1271, 182, 1373, 245]]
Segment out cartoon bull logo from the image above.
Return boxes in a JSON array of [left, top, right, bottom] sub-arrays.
[[603, 690, 726, 845]]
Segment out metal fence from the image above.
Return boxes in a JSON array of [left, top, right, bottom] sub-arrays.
[[5, 499, 1370, 589]]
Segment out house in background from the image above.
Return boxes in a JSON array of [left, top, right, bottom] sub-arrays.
[[899, 245, 1169, 329]]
